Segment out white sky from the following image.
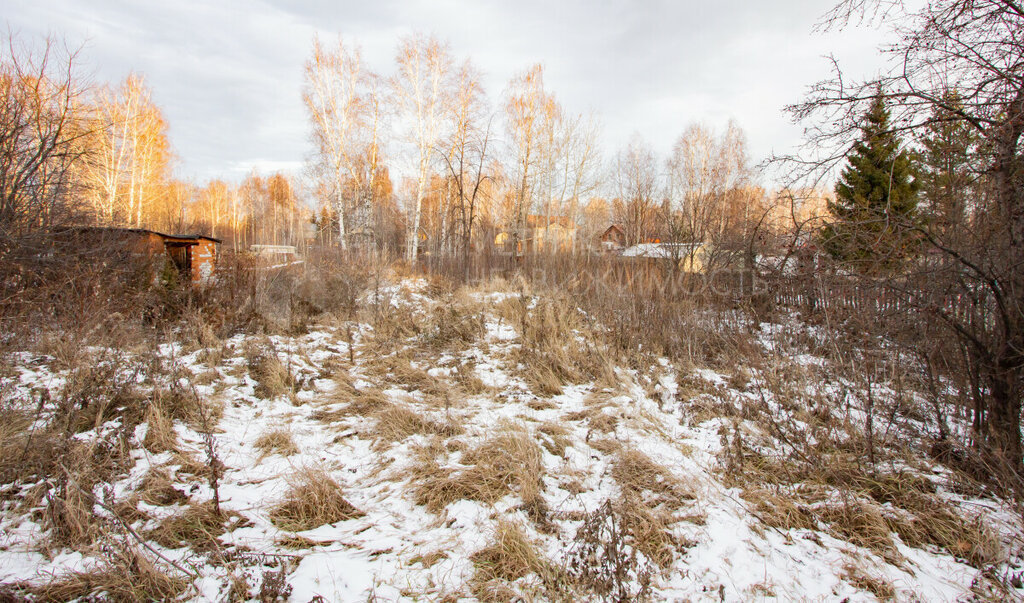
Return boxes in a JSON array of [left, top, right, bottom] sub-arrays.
[[6, 0, 896, 186]]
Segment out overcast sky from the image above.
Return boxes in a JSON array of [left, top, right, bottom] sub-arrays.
[[6, 0, 894, 185]]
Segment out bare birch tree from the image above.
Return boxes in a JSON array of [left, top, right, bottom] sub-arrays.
[[392, 33, 452, 261], [303, 35, 366, 251], [504, 64, 551, 257], [438, 59, 493, 263]]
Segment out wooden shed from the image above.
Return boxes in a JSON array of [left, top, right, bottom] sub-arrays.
[[55, 227, 220, 285]]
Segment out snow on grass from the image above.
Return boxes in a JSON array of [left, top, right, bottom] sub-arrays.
[[1, 278, 1022, 601]]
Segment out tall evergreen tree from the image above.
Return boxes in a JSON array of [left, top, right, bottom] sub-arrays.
[[821, 93, 920, 271], [918, 90, 980, 238]]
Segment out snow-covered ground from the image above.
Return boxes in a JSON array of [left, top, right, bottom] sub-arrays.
[[1, 277, 1021, 601]]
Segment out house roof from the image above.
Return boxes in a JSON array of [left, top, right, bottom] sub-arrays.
[[58, 226, 221, 244]]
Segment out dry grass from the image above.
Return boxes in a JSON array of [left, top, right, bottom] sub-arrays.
[[423, 303, 485, 352], [565, 403, 619, 435], [147, 501, 239, 551], [0, 405, 34, 484], [43, 474, 99, 550], [138, 467, 188, 506], [454, 361, 490, 396], [612, 448, 693, 507], [245, 340, 294, 400], [842, 562, 896, 601], [537, 422, 572, 458], [817, 501, 898, 558], [470, 520, 558, 601], [275, 534, 332, 549], [151, 385, 223, 430], [371, 404, 460, 444], [26, 542, 188, 602], [312, 379, 391, 423], [413, 428, 545, 514], [363, 354, 448, 397], [506, 295, 617, 396], [742, 488, 817, 533], [142, 403, 179, 454], [564, 500, 655, 599], [733, 440, 1003, 567], [253, 427, 299, 459], [269, 467, 363, 531]]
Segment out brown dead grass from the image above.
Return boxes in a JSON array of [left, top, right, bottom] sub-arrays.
[[842, 563, 896, 601], [742, 488, 817, 533], [470, 520, 558, 601], [734, 445, 1003, 567], [612, 448, 693, 507], [413, 427, 545, 514], [424, 303, 485, 352], [372, 404, 461, 444], [147, 501, 241, 551], [505, 295, 618, 396], [0, 405, 34, 484], [142, 403, 179, 454], [565, 404, 619, 434], [254, 427, 299, 459], [817, 501, 897, 558], [364, 354, 448, 397], [454, 362, 491, 396], [537, 422, 572, 458], [27, 542, 188, 602], [269, 467, 364, 531], [138, 467, 188, 506], [43, 475, 98, 550], [312, 379, 391, 423], [245, 340, 294, 400]]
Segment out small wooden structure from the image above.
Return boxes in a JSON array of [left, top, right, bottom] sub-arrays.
[[598, 224, 627, 252], [56, 227, 220, 285]]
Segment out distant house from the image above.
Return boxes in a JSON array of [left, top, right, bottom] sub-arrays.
[[598, 224, 627, 253], [495, 215, 577, 254], [621, 242, 709, 273], [55, 227, 220, 285]]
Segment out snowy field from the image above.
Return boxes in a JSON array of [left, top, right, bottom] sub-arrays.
[[1, 277, 1022, 601]]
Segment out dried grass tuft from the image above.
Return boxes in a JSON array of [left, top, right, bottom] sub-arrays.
[[142, 403, 179, 454], [372, 404, 461, 444], [842, 563, 896, 601], [246, 340, 294, 400], [537, 422, 572, 458], [612, 448, 693, 507], [470, 520, 557, 600], [269, 467, 363, 531], [146, 501, 245, 551], [28, 542, 188, 602], [253, 427, 299, 459], [413, 428, 545, 514], [138, 467, 188, 506], [816, 501, 897, 558]]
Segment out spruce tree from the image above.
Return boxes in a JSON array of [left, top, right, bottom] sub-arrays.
[[918, 90, 979, 238], [821, 93, 920, 272]]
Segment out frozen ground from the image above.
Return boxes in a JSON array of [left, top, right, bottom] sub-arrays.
[[1, 278, 1022, 601]]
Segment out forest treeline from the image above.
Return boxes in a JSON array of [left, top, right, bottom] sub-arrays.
[[0, 31, 829, 259]]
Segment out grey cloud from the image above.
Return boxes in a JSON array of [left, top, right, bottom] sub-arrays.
[[5, 0, 893, 183]]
